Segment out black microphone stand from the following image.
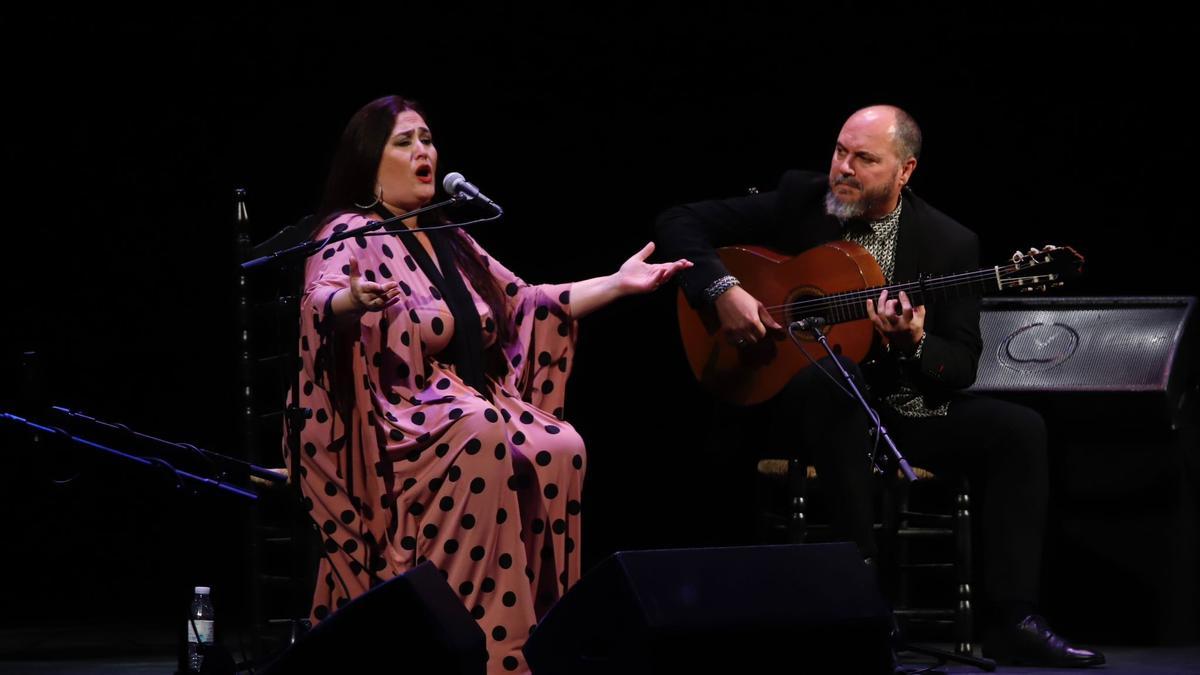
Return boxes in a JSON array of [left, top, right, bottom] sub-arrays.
[[241, 195, 466, 270], [786, 317, 995, 674]]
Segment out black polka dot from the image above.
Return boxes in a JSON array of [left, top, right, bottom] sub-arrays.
[[303, 380, 314, 395], [481, 577, 496, 593], [447, 465, 462, 481], [501, 409, 512, 422], [484, 318, 495, 333], [535, 306, 550, 321], [519, 411, 534, 424], [423, 523, 439, 539], [411, 411, 426, 425], [484, 408, 499, 423], [321, 248, 336, 260], [429, 477, 444, 492], [332, 223, 349, 234], [492, 626, 507, 641], [557, 356, 569, 372], [400, 330, 412, 345], [535, 451, 552, 466], [557, 322, 570, 337], [340, 509, 356, 524], [499, 553, 513, 569], [304, 442, 317, 457], [303, 497, 314, 511], [405, 255, 417, 271], [512, 431, 526, 446], [496, 508, 508, 524], [470, 477, 486, 494], [515, 309, 524, 326], [461, 513, 476, 529], [301, 336, 311, 352], [559, 290, 570, 304], [544, 484, 559, 499], [381, 244, 394, 258], [546, 425, 561, 434], [503, 656, 520, 671], [401, 477, 417, 491], [364, 269, 376, 282], [444, 539, 459, 554], [566, 537, 576, 553], [470, 545, 486, 561], [349, 560, 364, 575], [502, 591, 517, 607], [324, 538, 339, 554], [449, 408, 463, 420], [435, 443, 450, 458], [436, 378, 451, 390], [400, 536, 416, 550], [439, 496, 455, 511], [472, 605, 485, 620], [354, 234, 368, 249], [324, 481, 338, 497], [343, 539, 359, 554], [540, 380, 555, 395], [505, 282, 519, 297], [559, 571, 569, 586], [386, 391, 403, 405], [389, 429, 404, 441], [314, 605, 330, 620], [408, 502, 425, 516], [406, 446, 423, 462], [494, 443, 507, 460], [409, 309, 421, 324], [322, 520, 337, 535], [511, 353, 522, 368], [378, 263, 392, 279], [465, 438, 482, 455], [459, 580, 474, 596], [315, 409, 329, 423], [552, 519, 566, 535], [431, 317, 445, 335], [414, 375, 425, 389], [567, 500, 582, 515], [572, 454, 584, 470], [429, 285, 443, 300], [531, 519, 545, 535]]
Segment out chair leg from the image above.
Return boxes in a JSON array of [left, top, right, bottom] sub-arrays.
[[786, 457, 807, 543], [955, 477, 974, 655]]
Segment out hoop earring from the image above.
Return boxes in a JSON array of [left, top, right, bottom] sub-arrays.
[[354, 184, 383, 210]]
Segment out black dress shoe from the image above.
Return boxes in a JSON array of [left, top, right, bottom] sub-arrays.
[[984, 614, 1106, 668]]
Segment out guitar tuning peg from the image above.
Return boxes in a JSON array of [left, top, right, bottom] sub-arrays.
[[1012, 250, 1025, 263], [1044, 244, 1059, 251], [1052, 282, 1065, 288]]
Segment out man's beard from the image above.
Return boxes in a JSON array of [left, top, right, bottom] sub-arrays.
[[824, 176, 896, 221]]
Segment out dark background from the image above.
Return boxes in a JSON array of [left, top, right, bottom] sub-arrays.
[[2, 3, 1196, 654]]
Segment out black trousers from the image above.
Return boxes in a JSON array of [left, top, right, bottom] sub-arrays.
[[774, 355, 1048, 628]]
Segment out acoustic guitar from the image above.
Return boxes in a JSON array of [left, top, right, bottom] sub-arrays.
[[676, 241, 1084, 406]]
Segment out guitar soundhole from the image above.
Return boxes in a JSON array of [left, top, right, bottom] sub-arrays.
[[785, 287, 830, 340]]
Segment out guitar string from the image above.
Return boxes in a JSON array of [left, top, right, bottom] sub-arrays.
[[758, 260, 1066, 318]]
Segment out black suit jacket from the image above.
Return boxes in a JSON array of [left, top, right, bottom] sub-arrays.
[[654, 170, 983, 405]]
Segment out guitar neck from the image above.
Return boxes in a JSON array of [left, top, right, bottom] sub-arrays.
[[784, 264, 1014, 326]]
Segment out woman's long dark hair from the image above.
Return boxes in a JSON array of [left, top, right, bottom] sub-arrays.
[[314, 95, 513, 350]]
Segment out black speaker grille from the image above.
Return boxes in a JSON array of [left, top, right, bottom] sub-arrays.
[[971, 296, 1195, 392]]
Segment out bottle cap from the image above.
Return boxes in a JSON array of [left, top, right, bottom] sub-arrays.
[[195, 586, 211, 595]]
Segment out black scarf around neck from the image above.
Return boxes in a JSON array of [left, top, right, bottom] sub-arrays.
[[373, 206, 489, 396]]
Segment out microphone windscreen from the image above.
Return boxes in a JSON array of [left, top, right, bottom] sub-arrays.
[[442, 172, 466, 194]]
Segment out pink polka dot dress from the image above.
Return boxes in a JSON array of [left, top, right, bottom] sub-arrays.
[[288, 213, 585, 674]]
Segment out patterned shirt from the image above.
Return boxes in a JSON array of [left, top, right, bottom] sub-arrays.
[[842, 201, 949, 418]]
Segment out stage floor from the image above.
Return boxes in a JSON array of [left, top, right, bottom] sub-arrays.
[[1, 625, 1197, 674]]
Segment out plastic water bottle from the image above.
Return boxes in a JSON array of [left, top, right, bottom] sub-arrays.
[[186, 586, 215, 673]]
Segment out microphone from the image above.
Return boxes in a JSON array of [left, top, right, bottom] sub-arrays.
[[443, 172, 502, 212], [790, 317, 827, 332]]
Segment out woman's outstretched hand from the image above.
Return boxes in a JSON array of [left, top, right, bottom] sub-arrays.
[[347, 255, 401, 311], [616, 242, 693, 295]]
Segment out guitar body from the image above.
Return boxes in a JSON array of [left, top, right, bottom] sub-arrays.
[[677, 241, 885, 406]]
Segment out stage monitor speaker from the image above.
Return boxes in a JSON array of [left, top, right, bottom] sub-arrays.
[[259, 560, 486, 674], [969, 296, 1197, 428], [523, 542, 892, 675]]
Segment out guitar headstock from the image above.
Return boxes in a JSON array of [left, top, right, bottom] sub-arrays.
[[1002, 244, 1085, 293]]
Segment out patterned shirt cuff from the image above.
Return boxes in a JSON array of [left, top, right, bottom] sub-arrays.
[[703, 275, 741, 303]]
